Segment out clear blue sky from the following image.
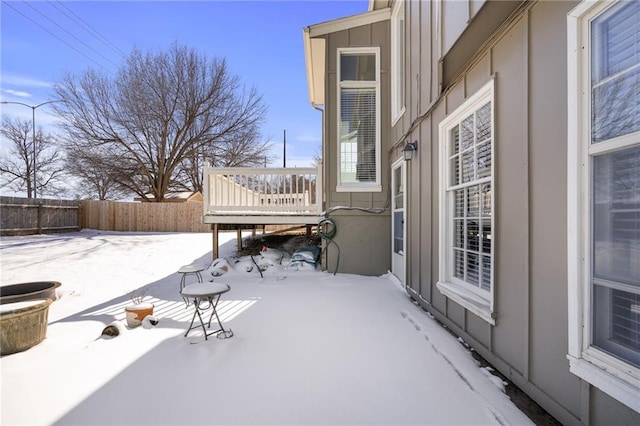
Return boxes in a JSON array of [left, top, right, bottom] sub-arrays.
[[0, 0, 368, 167]]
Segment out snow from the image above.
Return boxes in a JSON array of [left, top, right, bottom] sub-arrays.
[[0, 230, 533, 425]]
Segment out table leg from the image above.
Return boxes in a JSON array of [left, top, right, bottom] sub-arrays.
[[183, 293, 233, 340], [184, 297, 211, 340]]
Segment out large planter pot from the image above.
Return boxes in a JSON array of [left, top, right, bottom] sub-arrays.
[[0, 281, 61, 304], [0, 299, 52, 356], [124, 303, 154, 328]]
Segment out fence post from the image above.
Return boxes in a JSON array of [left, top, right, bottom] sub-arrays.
[[78, 202, 84, 230], [36, 202, 43, 234]]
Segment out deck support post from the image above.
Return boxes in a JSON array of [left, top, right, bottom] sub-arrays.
[[237, 228, 242, 252], [211, 223, 219, 260]]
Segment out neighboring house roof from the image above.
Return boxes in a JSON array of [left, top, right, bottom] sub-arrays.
[[303, 7, 391, 107], [135, 191, 203, 203]]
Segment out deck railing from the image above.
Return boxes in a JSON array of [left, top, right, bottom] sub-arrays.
[[203, 166, 322, 216]]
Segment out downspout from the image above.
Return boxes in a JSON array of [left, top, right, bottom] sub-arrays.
[[312, 102, 326, 219]]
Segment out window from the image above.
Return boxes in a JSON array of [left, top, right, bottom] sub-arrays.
[[337, 48, 381, 192], [437, 80, 494, 324], [391, 0, 405, 123], [568, 0, 640, 412]]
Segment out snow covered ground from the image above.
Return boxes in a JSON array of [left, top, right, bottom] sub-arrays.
[[0, 230, 533, 425]]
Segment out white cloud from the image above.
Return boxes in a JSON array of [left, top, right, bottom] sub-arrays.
[[295, 131, 321, 144], [3, 89, 31, 98], [1, 74, 54, 88]]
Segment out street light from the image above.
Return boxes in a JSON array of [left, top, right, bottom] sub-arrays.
[[1, 100, 61, 198]]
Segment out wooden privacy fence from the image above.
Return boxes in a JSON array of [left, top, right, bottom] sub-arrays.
[[0, 196, 80, 236], [80, 200, 211, 233]]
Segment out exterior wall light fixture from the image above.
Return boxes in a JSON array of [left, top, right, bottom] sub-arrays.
[[403, 140, 418, 161]]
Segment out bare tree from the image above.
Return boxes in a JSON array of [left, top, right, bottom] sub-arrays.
[[53, 43, 268, 201], [176, 125, 274, 193], [65, 144, 130, 200], [0, 115, 66, 198]]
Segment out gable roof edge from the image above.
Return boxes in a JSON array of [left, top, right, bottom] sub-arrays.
[[306, 7, 391, 38]]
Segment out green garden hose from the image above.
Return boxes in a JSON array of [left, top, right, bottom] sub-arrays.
[[318, 217, 340, 275]]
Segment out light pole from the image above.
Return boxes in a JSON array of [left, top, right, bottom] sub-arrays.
[[1, 100, 61, 198]]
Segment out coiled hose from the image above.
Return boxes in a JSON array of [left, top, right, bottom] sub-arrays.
[[318, 217, 340, 275]]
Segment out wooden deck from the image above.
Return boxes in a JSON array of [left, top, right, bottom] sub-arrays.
[[202, 166, 324, 258], [202, 166, 323, 225]]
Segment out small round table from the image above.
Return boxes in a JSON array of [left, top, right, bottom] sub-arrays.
[[180, 282, 233, 340], [177, 264, 205, 291]]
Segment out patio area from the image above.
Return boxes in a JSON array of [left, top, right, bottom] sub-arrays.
[[0, 230, 531, 425]]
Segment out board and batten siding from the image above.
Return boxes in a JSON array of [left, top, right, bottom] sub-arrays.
[[397, 0, 639, 424], [322, 19, 392, 276]]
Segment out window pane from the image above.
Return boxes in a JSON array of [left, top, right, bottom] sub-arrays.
[[455, 189, 464, 217], [477, 141, 491, 179], [476, 102, 492, 141], [399, 16, 405, 107], [467, 185, 479, 217], [451, 155, 460, 186], [591, 1, 640, 143], [481, 255, 491, 292], [451, 126, 460, 155], [593, 145, 640, 286], [393, 166, 403, 209], [340, 88, 377, 183], [481, 183, 492, 217], [593, 285, 640, 368], [481, 219, 492, 254], [450, 127, 461, 186], [340, 54, 376, 81], [460, 115, 474, 152], [467, 220, 479, 252], [611, 290, 640, 353], [454, 219, 464, 249], [462, 150, 474, 183], [592, 68, 640, 142], [591, 1, 640, 83], [393, 211, 404, 254], [454, 249, 465, 279], [467, 252, 479, 285]]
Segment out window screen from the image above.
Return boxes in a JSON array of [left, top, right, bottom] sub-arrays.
[[590, 0, 640, 368]]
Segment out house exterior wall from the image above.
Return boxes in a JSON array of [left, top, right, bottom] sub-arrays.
[[397, 0, 639, 424], [307, 0, 639, 422], [321, 19, 392, 276]]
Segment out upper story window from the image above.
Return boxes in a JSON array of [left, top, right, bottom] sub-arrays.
[[337, 47, 381, 192], [567, 0, 640, 412], [391, 0, 406, 124], [437, 79, 495, 324]]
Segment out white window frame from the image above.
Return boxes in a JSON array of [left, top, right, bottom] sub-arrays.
[[437, 79, 495, 325], [336, 47, 382, 192], [567, 0, 640, 413], [391, 0, 406, 125]]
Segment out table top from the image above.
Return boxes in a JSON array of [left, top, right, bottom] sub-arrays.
[[178, 265, 205, 274], [180, 282, 230, 297]]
